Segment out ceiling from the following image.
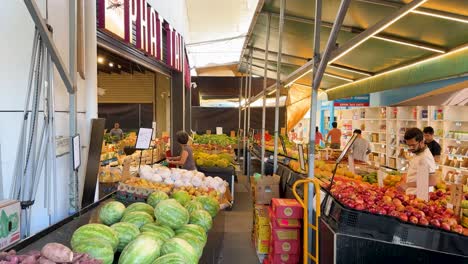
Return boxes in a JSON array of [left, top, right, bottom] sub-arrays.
[[239, 0, 468, 101]]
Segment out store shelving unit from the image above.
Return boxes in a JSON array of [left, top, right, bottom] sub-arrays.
[[336, 106, 468, 180]]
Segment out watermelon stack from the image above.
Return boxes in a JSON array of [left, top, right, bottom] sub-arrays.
[[99, 201, 126, 225], [71, 224, 119, 264], [111, 222, 141, 251], [154, 199, 190, 229]]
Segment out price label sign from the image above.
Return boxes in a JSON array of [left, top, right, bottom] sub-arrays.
[[72, 135, 81, 170], [135, 128, 153, 149]]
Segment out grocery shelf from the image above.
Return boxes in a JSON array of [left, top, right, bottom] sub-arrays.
[[363, 131, 387, 134], [445, 153, 468, 159], [444, 138, 468, 143], [439, 165, 468, 171]]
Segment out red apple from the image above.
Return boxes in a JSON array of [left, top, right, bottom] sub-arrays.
[[389, 210, 400, 217], [413, 211, 425, 219], [451, 225, 463, 234], [396, 205, 405, 212], [355, 204, 365, 211], [378, 208, 387, 215], [419, 218, 429, 226], [441, 222, 451, 231], [398, 213, 408, 222], [430, 219, 441, 228], [409, 216, 418, 224]]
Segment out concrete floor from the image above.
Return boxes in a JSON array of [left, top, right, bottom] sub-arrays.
[[218, 175, 261, 264]]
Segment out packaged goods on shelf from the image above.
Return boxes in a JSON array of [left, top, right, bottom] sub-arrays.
[[254, 205, 271, 254]]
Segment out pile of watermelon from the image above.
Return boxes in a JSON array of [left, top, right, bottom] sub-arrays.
[[70, 192, 220, 264]]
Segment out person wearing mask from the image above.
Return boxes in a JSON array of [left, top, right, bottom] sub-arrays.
[[326, 122, 342, 149], [109, 122, 124, 141], [315, 127, 323, 145], [423, 126, 441, 163], [167, 131, 196, 170], [398, 128, 437, 201], [350, 129, 371, 162]]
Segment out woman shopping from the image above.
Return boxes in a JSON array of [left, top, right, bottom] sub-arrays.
[[167, 130, 196, 170]]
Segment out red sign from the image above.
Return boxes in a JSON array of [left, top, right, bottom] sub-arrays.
[[97, 0, 184, 72]]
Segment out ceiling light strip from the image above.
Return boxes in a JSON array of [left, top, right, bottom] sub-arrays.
[[328, 65, 372, 76], [412, 10, 468, 24], [372, 35, 445, 53], [324, 73, 354, 82]]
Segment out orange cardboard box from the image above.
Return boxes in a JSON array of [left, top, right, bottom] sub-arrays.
[[272, 198, 303, 219], [268, 253, 300, 264], [270, 239, 300, 255]]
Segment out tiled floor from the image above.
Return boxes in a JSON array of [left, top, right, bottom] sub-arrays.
[[218, 175, 260, 264]]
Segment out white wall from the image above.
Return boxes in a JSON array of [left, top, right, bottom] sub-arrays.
[[0, 0, 97, 234], [147, 0, 190, 41]]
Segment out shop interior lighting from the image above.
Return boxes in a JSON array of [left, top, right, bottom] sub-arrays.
[[97, 57, 104, 64], [372, 35, 445, 53], [324, 73, 354, 82], [284, 69, 312, 87], [329, 0, 428, 64], [108, 62, 114, 67], [328, 65, 372, 77], [267, 89, 276, 95], [412, 10, 468, 24], [117, 64, 122, 69]]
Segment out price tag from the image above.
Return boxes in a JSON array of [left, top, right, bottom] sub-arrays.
[[456, 122, 462, 127]]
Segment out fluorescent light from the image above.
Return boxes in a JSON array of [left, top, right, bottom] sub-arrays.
[[268, 90, 276, 95], [412, 10, 468, 24], [329, 0, 428, 64], [372, 35, 445, 53], [328, 65, 372, 76], [97, 57, 104, 64], [324, 73, 354, 82], [285, 69, 312, 87], [108, 62, 114, 67]]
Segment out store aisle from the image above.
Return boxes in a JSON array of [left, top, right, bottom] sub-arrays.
[[218, 175, 260, 264]]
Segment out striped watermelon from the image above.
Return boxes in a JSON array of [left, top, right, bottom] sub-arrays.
[[71, 224, 119, 252], [147, 191, 169, 208], [124, 202, 155, 217], [171, 190, 191, 206], [161, 238, 198, 264], [154, 199, 189, 230], [190, 210, 213, 232], [121, 211, 154, 228], [111, 222, 141, 252], [118, 234, 162, 264], [185, 200, 204, 214], [99, 201, 126, 226], [73, 238, 114, 264], [152, 253, 186, 264], [175, 224, 207, 244], [140, 223, 175, 241], [175, 233, 205, 258], [195, 196, 220, 217]]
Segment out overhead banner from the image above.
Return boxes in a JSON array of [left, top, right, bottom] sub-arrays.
[[97, 0, 184, 72], [333, 95, 370, 107]]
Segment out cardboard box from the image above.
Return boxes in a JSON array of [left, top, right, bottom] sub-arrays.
[[0, 200, 21, 250], [268, 253, 300, 264], [255, 205, 270, 226], [270, 239, 300, 254], [251, 175, 280, 205], [272, 198, 303, 219], [269, 208, 302, 229], [255, 237, 270, 254]]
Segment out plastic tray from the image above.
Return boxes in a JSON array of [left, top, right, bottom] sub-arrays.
[[320, 190, 468, 257]]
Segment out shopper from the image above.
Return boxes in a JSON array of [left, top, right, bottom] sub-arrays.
[[297, 122, 304, 141], [350, 129, 371, 162], [167, 130, 196, 170], [423, 126, 441, 163], [326, 122, 342, 149], [398, 128, 437, 201], [110, 122, 124, 141], [289, 129, 297, 141], [315, 126, 323, 145]]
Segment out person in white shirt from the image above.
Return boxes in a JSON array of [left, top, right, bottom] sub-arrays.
[[398, 128, 437, 201], [350, 129, 371, 162]]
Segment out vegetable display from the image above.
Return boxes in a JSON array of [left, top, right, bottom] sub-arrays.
[[192, 134, 236, 147]]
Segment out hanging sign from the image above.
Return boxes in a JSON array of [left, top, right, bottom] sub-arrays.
[[334, 95, 370, 107], [97, 0, 184, 72]]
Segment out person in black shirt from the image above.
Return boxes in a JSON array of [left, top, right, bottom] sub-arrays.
[[423, 126, 441, 163]]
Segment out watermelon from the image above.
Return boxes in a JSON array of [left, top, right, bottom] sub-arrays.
[[185, 200, 204, 214], [118, 234, 162, 264], [161, 238, 198, 264], [195, 196, 220, 217], [152, 253, 186, 264], [73, 238, 114, 264], [99, 201, 126, 226], [121, 211, 154, 228], [175, 233, 204, 258], [154, 199, 189, 229], [175, 224, 207, 244], [140, 223, 175, 240], [147, 191, 169, 208], [190, 210, 213, 232], [171, 191, 191, 206], [111, 222, 141, 251], [71, 224, 119, 252], [124, 202, 155, 217]]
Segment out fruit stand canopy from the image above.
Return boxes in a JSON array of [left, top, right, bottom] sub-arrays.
[[238, 0, 468, 102]]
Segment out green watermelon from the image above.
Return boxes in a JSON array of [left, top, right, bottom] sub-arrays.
[[111, 222, 141, 251], [118, 234, 162, 264], [195, 196, 220, 217], [73, 239, 114, 264], [161, 238, 198, 264], [151, 253, 186, 264], [147, 191, 169, 208], [71, 224, 119, 252], [154, 199, 189, 230], [190, 210, 213, 232], [175, 224, 207, 244], [121, 211, 154, 228], [171, 191, 191, 206], [124, 202, 155, 217], [185, 200, 204, 214], [175, 233, 204, 258], [140, 223, 175, 240], [99, 201, 126, 225]]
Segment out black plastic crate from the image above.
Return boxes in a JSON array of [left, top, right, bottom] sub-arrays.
[[320, 191, 468, 257]]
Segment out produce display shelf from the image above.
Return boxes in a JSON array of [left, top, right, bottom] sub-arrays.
[[5, 194, 226, 264]]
